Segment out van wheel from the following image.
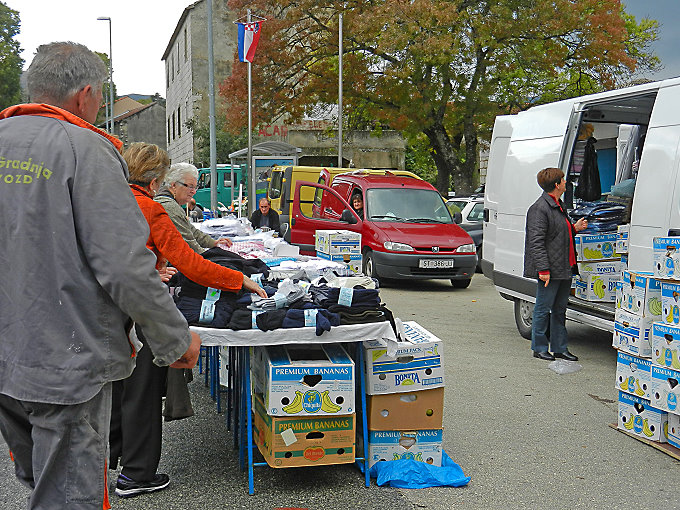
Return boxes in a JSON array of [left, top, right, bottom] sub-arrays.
[[514, 299, 533, 340], [363, 251, 379, 281], [451, 278, 471, 289]]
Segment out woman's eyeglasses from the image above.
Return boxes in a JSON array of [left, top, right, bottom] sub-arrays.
[[176, 181, 197, 191]]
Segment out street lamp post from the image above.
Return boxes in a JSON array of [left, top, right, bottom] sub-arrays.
[[97, 16, 114, 134]]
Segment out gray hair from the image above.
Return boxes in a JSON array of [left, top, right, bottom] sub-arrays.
[[26, 42, 108, 104], [164, 162, 199, 186]]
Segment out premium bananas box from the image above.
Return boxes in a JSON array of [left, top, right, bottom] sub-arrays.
[[617, 391, 668, 443], [616, 224, 630, 254], [653, 237, 680, 280], [668, 413, 680, 449], [315, 229, 361, 256], [650, 365, 680, 414], [615, 351, 651, 400], [363, 321, 445, 395], [660, 281, 680, 325], [260, 344, 355, 417], [367, 387, 444, 431], [619, 270, 661, 318], [651, 322, 680, 370], [363, 429, 443, 469], [316, 252, 362, 274], [575, 233, 618, 262], [613, 309, 653, 357], [252, 393, 355, 468], [574, 274, 618, 302]]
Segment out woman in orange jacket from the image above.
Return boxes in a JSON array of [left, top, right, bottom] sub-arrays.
[[110, 142, 266, 498]]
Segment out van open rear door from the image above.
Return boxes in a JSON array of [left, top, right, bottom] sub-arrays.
[[290, 181, 362, 255]]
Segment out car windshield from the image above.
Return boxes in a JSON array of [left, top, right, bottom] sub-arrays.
[[366, 188, 453, 223]]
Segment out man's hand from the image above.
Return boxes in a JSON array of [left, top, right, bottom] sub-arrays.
[[539, 272, 551, 287], [170, 331, 202, 369], [216, 237, 233, 248], [243, 275, 268, 298]]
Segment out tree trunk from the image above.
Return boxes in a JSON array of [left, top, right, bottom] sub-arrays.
[[453, 119, 478, 195], [423, 122, 460, 195]]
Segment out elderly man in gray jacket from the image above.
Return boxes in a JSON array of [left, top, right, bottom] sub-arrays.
[[0, 42, 200, 510]]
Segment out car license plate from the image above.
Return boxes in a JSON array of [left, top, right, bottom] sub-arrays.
[[419, 259, 454, 269]]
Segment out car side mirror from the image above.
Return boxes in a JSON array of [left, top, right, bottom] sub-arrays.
[[340, 209, 358, 224], [454, 212, 462, 224]]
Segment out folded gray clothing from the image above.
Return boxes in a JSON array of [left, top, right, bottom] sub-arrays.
[[247, 285, 309, 311]]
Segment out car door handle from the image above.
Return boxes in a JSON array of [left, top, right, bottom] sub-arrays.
[[291, 217, 296, 226], [669, 229, 680, 237]]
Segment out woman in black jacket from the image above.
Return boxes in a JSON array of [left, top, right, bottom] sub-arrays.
[[524, 168, 588, 361]]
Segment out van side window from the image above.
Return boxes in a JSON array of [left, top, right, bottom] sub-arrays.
[[198, 172, 210, 190]]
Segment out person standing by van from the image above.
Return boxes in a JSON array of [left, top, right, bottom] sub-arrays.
[[524, 168, 588, 361]]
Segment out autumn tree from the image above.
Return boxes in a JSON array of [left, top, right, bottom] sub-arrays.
[[0, 1, 23, 110], [222, 0, 659, 194]]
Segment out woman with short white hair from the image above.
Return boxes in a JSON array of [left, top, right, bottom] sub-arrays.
[[155, 162, 232, 252]]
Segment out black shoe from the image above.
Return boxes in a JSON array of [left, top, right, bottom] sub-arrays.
[[115, 473, 170, 498], [553, 351, 578, 361], [533, 351, 555, 361]]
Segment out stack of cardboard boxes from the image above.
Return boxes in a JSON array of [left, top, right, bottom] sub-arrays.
[[573, 232, 623, 302], [362, 321, 446, 468], [251, 344, 358, 468], [315, 229, 362, 275]]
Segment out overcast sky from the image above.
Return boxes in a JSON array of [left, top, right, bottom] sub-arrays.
[[7, 1, 680, 97]]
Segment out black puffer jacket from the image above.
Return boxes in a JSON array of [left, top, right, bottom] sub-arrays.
[[523, 192, 576, 280]]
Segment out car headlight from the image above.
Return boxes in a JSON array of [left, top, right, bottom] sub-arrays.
[[456, 243, 476, 253], [384, 241, 415, 252]]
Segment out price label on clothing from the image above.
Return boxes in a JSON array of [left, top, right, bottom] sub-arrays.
[[251, 310, 265, 329], [199, 300, 216, 323], [299, 280, 311, 293], [304, 308, 318, 327], [205, 287, 221, 302], [273, 293, 287, 309], [338, 287, 354, 307], [251, 273, 263, 285]]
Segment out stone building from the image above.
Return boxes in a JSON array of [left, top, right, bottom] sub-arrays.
[[96, 96, 167, 150], [164, 0, 405, 168]]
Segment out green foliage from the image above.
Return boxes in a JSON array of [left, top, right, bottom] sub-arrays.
[[187, 116, 248, 168], [0, 2, 23, 109], [405, 134, 438, 186]]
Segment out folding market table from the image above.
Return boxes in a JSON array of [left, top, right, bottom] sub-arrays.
[[191, 321, 399, 494]]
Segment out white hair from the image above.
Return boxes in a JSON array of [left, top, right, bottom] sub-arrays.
[[164, 162, 198, 186]]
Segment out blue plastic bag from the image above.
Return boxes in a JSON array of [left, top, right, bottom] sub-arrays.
[[364, 451, 471, 489]]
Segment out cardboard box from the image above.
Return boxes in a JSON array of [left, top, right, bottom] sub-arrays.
[[613, 308, 653, 357], [315, 229, 361, 256], [617, 391, 668, 443], [363, 321, 445, 395], [367, 387, 444, 430], [653, 237, 680, 280], [615, 351, 651, 399], [660, 281, 680, 325], [260, 344, 355, 417], [668, 413, 680, 449], [575, 233, 618, 262], [577, 260, 624, 277], [619, 270, 661, 318], [574, 273, 619, 302], [364, 429, 443, 468], [620, 253, 628, 270], [651, 322, 680, 369], [650, 365, 680, 414], [616, 224, 630, 254], [316, 251, 362, 274], [252, 393, 355, 468]]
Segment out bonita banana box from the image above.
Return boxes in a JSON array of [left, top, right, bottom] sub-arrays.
[[615, 351, 651, 399], [252, 393, 355, 468], [653, 237, 680, 280], [575, 233, 618, 262], [668, 413, 680, 449], [650, 365, 680, 414], [315, 229, 361, 256], [367, 387, 444, 431], [260, 344, 355, 417], [363, 321, 445, 395], [316, 251, 362, 274], [364, 429, 443, 469], [651, 322, 680, 370], [616, 224, 630, 254], [613, 308, 653, 357], [660, 281, 680, 325], [577, 260, 624, 277], [617, 391, 668, 443], [574, 273, 618, 302], [619, 270, 661, 318]]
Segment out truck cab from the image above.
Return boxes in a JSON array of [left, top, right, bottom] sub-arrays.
[[194, 164, 244, 211], [290, 174, 477, 287]]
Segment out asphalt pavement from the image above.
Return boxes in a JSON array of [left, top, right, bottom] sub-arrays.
[[1, 274, 678, 509]]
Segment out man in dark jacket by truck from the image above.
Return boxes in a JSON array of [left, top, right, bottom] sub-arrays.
[[524, 167, 588, 361]]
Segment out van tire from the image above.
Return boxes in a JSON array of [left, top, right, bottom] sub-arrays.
[[363, 250, 379, 282], [514, 298, 534, 340], [451, 278, 471, 289]]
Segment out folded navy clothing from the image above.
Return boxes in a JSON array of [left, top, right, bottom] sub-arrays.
[[175, 296, 233, 328], [255, 309, 288, 331], [282, 308, 341, 336], [571, 202, 626, 221], [227, 309, 254, 330], [309, 285, 381, 308], [327, 304, 387, 325]]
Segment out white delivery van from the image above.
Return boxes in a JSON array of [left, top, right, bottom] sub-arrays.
[[482, 77, 680, 338]]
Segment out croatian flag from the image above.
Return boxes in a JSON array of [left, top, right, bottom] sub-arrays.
[[237, 22, 261, 63]]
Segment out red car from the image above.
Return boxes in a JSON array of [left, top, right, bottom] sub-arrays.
[[289, 173, 477, 288]]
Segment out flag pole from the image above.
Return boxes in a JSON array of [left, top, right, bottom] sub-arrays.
[[247, 9, 255, 216], [338, 7, 343, 169], [208, 0, 218, 212]]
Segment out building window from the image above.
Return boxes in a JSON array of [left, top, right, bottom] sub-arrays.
[[171, 51, 174, 81], [165, 60, 169, 88], [177, 106, 181, 137], [176, 45, 180, 75], [167, 117, 171, 144], [184, 27, 188, 61], [172, 112, 176, 141]]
